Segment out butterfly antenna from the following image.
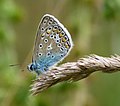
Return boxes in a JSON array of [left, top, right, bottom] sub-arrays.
[[9, 64, 25, 71], [9, 64, 20, 67]]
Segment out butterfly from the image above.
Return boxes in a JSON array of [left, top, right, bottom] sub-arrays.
[[27, 14, 73, 75]]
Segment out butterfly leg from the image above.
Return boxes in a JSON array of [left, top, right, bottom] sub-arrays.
[[35, 70, 41, 76], [35, 66, 48, 76]]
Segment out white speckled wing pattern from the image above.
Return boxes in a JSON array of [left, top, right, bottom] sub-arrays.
[[32, 14, 73, 73]]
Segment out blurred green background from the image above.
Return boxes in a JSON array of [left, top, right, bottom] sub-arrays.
[[1, 0, 120, 106]]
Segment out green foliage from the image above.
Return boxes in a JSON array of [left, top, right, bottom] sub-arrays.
[[1, 0, 120, 106], [0, 0, 23, 106]]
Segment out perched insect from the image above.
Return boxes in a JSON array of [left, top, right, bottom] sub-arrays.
[[27, 14, 73, 75]]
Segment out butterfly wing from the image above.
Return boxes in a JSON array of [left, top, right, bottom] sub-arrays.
[[32, 14, 73, 72]]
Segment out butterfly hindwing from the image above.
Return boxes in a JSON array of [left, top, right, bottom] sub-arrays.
[[32, 14, 73, 73]]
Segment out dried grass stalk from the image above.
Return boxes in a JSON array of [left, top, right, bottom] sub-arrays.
[[30, 54, 120, 95]]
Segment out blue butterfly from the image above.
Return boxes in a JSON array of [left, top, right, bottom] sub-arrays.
[[27, 14, 73, 75]]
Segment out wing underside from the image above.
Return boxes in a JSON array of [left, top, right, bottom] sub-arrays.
[[32, 14, 73, 72]]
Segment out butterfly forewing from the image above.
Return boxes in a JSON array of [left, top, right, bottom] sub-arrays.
[[32, 14, 73, 72]]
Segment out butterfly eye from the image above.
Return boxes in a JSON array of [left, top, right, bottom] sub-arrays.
[[29, 64, 34, 71], [39, 44, 43, 48], [44, 39, 48, 43], [30, 65, 33, 70]]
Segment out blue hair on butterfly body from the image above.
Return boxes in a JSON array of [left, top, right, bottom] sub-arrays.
[[27, 52, 66, 74]]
